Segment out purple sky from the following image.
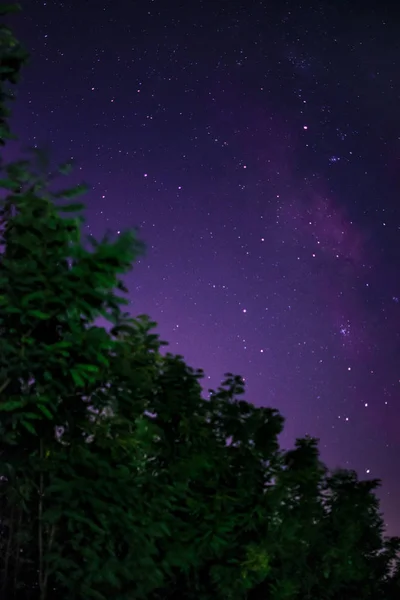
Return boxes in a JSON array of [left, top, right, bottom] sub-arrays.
[[10, 0, 400, 533]]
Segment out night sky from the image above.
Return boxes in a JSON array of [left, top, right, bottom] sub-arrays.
[[10, 0, 400, 533]]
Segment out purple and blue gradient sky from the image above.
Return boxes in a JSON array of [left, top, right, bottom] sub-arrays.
[[10, 0, 400, 532]]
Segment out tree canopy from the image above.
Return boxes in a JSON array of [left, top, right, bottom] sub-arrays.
[[0, 4, 399, 600]]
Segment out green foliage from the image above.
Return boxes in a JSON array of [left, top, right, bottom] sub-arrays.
[[0, 3, 29, 144]]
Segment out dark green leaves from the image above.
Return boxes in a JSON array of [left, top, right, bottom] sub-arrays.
[[54, 183, 89, 200], [58, 160, 74, 175], [37, 403, 53, 419], [0, 177, 20, 190], [0, 4, 23, 17], [20, 419, 36, 434], [57, 201, 85, 212], [0, 398, 24, 411]]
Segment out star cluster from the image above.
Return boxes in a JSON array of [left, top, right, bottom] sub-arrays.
[[11, 0, 400, 533]]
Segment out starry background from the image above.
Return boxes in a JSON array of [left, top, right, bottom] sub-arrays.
[[8, 0, 400, 533]]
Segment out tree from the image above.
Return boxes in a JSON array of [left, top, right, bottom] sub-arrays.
[[0, 12, 170, 594], [0, 15, 283, 596], [316, 470, 400, 600], [0, 2, 29, 144], [147, 371, 285, 600], [0, 150, 154, 597], [247, 436, 327, 600], [0, 167, 282, 598]]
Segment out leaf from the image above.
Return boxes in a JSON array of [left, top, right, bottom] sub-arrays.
[[22, 412, 42, 419], [78, 364, 98, 373], [0, 399, 24, 411], [51, 341, 72, 349], [57, 202, 85, 213], [21, 291, 48, 306], [37, 404, 53, 419], [0, 177, 20, 190], [63, 510, 105, 534], [0, 4, 23, 17], [54, 184, 88, 200], [21, 420, 36, 435], [70, 369, 85, 387], [58, 161, 74, 175], [28, 310, 50, 319]]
